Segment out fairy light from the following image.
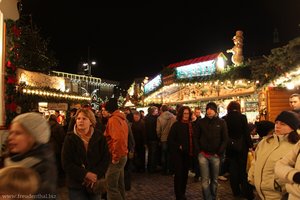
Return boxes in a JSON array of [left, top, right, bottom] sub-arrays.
[[21, 89, 90, 100]]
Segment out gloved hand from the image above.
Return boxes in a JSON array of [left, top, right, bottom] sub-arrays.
[[293, 172, 300, 184]]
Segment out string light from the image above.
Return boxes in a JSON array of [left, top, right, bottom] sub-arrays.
[[21, 88, 90, 100]]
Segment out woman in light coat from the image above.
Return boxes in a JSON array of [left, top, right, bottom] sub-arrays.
[[248, 111, 300, 200], [275, 140, 300, 200]]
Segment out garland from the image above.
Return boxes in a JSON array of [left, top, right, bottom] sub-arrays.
[[5, 19, 20, 126], [144, 65, 252, 97]]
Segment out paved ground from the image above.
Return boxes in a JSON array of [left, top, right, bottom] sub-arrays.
[[58, 171, 259, 200], [125, 172, 234, 200]]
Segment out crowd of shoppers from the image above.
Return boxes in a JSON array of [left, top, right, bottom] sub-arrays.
[[2, 93, 300, 200]]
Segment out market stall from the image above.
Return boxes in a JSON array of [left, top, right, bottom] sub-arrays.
[[143, 52, 260, 122]]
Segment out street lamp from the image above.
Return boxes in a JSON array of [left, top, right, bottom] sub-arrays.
[[83, 61, 96, 76]]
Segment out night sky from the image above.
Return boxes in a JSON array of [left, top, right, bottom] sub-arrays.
[[20, 0, 300, 89]]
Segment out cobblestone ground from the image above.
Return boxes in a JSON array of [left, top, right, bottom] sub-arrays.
[[58, 172, 259, 200], [125, 172, 234, 200]]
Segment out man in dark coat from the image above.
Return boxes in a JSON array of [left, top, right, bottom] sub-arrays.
[[48, 114, 66, 186], [144, 106, 159, 173], [193, 102, 228, 200]]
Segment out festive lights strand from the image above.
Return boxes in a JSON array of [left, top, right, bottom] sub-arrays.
[[21, 89, 90, 100]]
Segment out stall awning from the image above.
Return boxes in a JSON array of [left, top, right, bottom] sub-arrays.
[[167, 52, 225, 69]]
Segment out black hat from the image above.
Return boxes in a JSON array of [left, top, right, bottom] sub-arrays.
[[255, 120, 275, 138], [206, 102, 218, 113], [275, 111, 300, 131], [105, 98, 119, 113]]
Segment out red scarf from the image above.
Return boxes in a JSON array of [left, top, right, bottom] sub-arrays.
[[182, 119, 193, 156]]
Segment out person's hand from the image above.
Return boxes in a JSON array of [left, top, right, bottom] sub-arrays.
[[112, 160, 119, 164], [84, 172, 97, 184]]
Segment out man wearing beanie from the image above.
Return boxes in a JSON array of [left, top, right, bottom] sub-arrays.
[[4, 112, 57, 198], [104, 98, 128, 200], [193, 102, 228, 200], [249, 110, 300, 200]]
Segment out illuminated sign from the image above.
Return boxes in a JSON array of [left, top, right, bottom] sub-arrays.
[[176, 60, 216, 79], [144, 74, 162, 94]]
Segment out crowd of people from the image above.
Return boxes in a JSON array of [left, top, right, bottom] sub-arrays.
[[1, 93, 300, 200]]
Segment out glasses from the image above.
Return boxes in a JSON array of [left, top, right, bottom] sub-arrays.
[[183, 112, 190, 115]]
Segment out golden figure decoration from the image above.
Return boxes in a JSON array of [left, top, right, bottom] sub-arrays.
[[227, 30, 244, 66]]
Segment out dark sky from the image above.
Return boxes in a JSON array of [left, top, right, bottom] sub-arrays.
[[21, 1, 300, 89]]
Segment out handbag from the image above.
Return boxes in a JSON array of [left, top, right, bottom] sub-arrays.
[[228, 137, 243, 151], [86, 178, 107, 195]]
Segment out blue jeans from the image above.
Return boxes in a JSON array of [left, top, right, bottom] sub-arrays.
[[68, 188, 101, 200], [198, 153, 220, 200], [106, 156, 127, 200]]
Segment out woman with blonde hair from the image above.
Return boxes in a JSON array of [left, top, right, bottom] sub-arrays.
[[0, 166, 40, 199], [62, 108, 110, 200]]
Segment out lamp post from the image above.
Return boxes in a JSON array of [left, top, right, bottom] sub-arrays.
[[82, 46, 96, 76], [83, 61, 96, 76]]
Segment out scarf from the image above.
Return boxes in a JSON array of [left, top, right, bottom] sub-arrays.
[[75, 126, 94, 151], [181, 119, 193, 156]]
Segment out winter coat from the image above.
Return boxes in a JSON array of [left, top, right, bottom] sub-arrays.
[[248, 134, 295, 200], [275, 141, 300, 200], [144, 114, 158, 142], [104, 110, 129, 163], [49, 119, 66, 154], [5, 143, 57, 197], [61, 128, 110, 189], [168, 121, 193, 155], [156, 111, 176, 142], [222, 111, 253, 155], [127, 120, 135, 153], [132, 120, 146, 148], [193, 116, 228, 155]]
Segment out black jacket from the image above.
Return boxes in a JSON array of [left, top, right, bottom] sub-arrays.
[[168, 121, 192, 155], [193, 116, 228, 155], [49, 120, 66, 154], [222, 111, 253, 151], [144, 114, 159, 142], [62, 129, 110, 189]]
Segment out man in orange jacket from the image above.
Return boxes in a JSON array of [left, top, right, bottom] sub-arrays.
[[104, 98, 128, 200]]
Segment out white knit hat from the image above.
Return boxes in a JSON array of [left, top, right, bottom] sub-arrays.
[[11, 112, 50, 144]]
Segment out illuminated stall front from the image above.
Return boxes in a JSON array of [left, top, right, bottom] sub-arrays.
[[16, 68, 90, 120], [143, 52, 259, 122], [51, 71, 118, 110]]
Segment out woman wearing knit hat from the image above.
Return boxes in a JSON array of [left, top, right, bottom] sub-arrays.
[[248, 111, 300, 200], [3, 112, 57, 197], [62, 108, 110, 200]]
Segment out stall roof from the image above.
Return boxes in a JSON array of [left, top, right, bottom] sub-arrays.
[[167, 52, 225, 69]]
